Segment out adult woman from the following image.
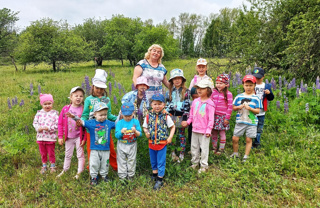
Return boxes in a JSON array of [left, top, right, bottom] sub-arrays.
[[132, 44, 170, 101]]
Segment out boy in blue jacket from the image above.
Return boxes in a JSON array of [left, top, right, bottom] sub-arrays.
[[252, 67, 274, 148], [115, 102, 142, 180]]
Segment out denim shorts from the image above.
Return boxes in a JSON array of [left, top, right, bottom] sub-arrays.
[[233, 123, 257, 138]]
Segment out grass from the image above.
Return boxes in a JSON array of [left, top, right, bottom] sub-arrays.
[[0, 59, 320, 207]]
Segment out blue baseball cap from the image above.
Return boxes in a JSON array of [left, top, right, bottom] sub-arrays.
[[151, 94, 165, 103], [93, 102, 108, 112], [121, 102, 134, 116]]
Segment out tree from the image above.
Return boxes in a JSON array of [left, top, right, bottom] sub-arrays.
[[0, 8, 19, 70], [15, 18, 94, 71], [74, 18, 108, 66]]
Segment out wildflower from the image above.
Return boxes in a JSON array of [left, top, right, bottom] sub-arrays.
[[276, 101, 280, 109], [108, 82, 112, 95], [85, 76, 91, 95], [284, 99, 289, 113], [305, 103, 309, 113], [279, 90, 282, 96], [300, 80, 304, 89], [30, 83, 33, 96], [118, 83, 122, 90], [132, 83, 135, 91], [279, 76, 282, 90], [236, 73, 241, 85], [265, 79, 269, 84], [271, 78, 276, 90], [316, 76, 320, 89], [81, 82, 85, 91], [38, 84, 41, 94], [15, 96, 18, 105], [296, 88, 299, 98], [232, 77, 237, 88], [12, 98, 15, 105], [25, 125, 29, 134], [19, 99, 24, 107], [291, 78, 296, 88], [7, 98, 12, 109], [228, 72, 232, 80], [113, 95, 118, 105], [283, 77, 288, 87]]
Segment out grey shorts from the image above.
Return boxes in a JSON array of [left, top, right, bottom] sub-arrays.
[[233, 123, 257, 138]]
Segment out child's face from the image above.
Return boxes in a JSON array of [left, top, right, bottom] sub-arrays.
[[93, 86, 105, 98], [196, 87, 209, 98], [123, 114, 134, 122], [151, 100, 165, 113], [197, 65, 207, 76], [42, 101, 53, 112], [172, 77, 183, 88], [215, 81, 227, 92], [94, 109, 108, 122], [255, 76, 264, 83], [243, 81, 256, 94], [136, 84, 148, 94], [70, 90, 84, 106]]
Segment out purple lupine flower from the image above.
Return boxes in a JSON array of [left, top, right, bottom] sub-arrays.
[[296, 88, 300, 98], [15, 96, 18, 105], [300, 80, 303, 89], [279, 76, 282, 90], [12, 98, 15, 105], [113, 95, 118, 105], [305, 103, 309, 113], [276, 101, 280, 109], [316, 76, 320, 89], [284, 99, 289, 113], [108, 82, 112, 95], [283, 77, 287, 87], [229, 72, 232, 80], [38, 84, 41, 94], [291, 78, 296, 88], [271, 78, 276, 90], [30, 83, 33, 96], [25, 125, 29, 134], [19, 99, 24, 107], [131, 83, 136, 91], [232, 77, 237, 88], [85, 76, 91, 95], [123, 88, 126, 94], [265, 79, 269, 84], [7, 98, 12, 109], [279, 90, 282, 96], [81, 82, 85, 91], [118, 83, 122, 90], [236, 73, 241, 85]]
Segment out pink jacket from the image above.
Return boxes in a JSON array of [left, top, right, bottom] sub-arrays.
[[187, 98, 215, 135], [33, 109, 59, 142], [58, 105, 87, 143], [210, 89, 233, 120]]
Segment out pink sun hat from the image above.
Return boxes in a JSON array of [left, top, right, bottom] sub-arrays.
[[136, 76, 149, 89]]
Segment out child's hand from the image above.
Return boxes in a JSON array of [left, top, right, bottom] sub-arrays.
[[145, 131, 150, 139], [76, 120, 82, 127], [223, 119, 229, 126], [80, 140, 86, 147], [38, 127, 43, 132], [181, 121, 188, 127], [264, 89, 270, 95], [244, 104, 251, 110], [121, 128, 127, 134], [167, 137, 172, 144], [205, 134, 211, 137], [43, 127, 49, 131], [66, 112, 75, 118], [238, 104, 244, 110], [131, 127, 136, 133], [58, 138, 64, 145]]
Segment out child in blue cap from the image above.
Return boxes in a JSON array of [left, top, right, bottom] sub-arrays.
[[143, 94, 176, 190], [115, 102, 142, 180]]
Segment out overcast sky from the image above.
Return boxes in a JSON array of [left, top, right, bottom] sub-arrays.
[[2, 0, 248, 31]]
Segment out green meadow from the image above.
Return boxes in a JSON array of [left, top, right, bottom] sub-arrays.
[[0, 60, 319, 207]]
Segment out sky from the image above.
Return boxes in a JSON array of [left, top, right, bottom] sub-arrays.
[[2, 0, 248, 31]]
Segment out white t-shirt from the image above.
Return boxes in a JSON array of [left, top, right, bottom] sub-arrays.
[[143, 113, 174, 128], [255, 83, 265, 116]]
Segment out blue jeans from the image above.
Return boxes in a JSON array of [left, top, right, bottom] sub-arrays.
[[149, 146, 167, 177], [254, 115, 265, 145]]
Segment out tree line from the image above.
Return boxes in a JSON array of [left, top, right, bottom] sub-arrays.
[[1, 0, 319, 80]]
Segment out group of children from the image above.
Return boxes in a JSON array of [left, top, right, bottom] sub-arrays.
[[32, 58, 274, 190]]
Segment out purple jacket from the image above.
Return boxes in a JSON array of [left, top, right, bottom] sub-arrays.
[[58, 105, 87, 143], [187, 98, 215, 135]]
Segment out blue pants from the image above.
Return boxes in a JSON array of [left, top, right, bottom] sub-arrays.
[[254, 115, 265, 145], [149, 146, 167, 177]]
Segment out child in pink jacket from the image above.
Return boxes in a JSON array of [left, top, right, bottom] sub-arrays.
[[57, 87, 87, 179], [210, 74, 233, 155], [182, 79, 215, 174]]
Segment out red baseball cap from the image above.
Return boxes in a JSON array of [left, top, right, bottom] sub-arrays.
[[242, 75, 256, 83]]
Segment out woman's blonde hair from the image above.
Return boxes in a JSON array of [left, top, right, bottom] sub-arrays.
[[144, 44, 164, 64]]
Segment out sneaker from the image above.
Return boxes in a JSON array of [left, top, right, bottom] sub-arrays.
[[177, 154, 184, 163], [56, 170, 65, 178], [103, 176, 110, 183], [150, 174, 157, 181], [242, 156, 249, 163], [171, 152, 179, 162], [90, 177, 98, 186], [153, 180, 163, 190], [214, 149, 224, 156], [74, 173, 80, 180], [229, 153, 240, 158], [40, 166, 47, 174], [198, 167, 207, 174], [50, 167, 56, 173]]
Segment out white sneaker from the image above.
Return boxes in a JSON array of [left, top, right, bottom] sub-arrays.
[[56, 170, 65, 178], [74, 173, 80, 179], [229, 152, 240, 158], [198, 167, 207, 174], [177, 154, 184, 163]]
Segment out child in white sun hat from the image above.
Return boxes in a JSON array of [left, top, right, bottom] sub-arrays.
[[188, 58, 214, 90]]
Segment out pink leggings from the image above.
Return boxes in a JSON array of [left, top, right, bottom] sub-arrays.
[[211, 130, 226, 149], [63, 137, 85, 174], [38, 142, 56, 164]]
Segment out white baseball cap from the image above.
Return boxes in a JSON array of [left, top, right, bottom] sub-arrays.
[[197, 58, 207, 66]]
